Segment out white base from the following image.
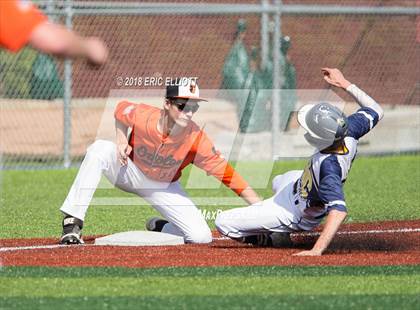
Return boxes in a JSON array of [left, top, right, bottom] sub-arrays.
[[94, 231, 185, 246]]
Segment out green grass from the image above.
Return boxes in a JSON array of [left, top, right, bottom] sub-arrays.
[[1, 295, 418, 310], [0, 266, 419, 309], [0, 155, 419, 238]]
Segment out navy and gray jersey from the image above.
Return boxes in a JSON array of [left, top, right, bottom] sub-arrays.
[[297, 106, 380, 222]]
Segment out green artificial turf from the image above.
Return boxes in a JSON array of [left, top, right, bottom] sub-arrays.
[[0, 266, 419, 309], [0, 155, 419, 238], [1, 275, 418, 296], [3, 265, 418, 278], [1, 295, 419, 310]]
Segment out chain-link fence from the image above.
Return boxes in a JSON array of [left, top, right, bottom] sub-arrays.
[[0, 0, 419, 169]]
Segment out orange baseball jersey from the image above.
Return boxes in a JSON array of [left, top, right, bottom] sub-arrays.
[[0, 0, 47, 52], [114, 101, 249, 195]]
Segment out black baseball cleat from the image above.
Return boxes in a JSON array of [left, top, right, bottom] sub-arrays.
[[239, 234, 273, 247], [60, 216, 84, 245], [146, 217, 169, 232], [239, 232, 293, 248]]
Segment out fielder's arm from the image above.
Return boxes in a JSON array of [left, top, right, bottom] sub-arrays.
[[114, 101, 138, 166], [239, 186, 262, 205], [293, 209, 347, 256], [115, 119, 132, 166], [191, 131, 262, 204]]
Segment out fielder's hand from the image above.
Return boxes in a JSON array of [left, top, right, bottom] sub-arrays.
[[117, 143, 132, 166], [321, 68, 351, 89]]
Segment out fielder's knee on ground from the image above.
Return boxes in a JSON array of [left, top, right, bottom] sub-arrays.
[[161, 221, 212, 244], [186, 229, 212, 244]]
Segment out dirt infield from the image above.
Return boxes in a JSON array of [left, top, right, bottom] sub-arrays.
[[1, 220, 419, 268]]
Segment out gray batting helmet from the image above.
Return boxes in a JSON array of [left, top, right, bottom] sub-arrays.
[[297, 102, 348, 150]]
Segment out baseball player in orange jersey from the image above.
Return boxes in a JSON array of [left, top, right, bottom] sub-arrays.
[[0, 0, 107, 65], [59, 78, 262, 244]]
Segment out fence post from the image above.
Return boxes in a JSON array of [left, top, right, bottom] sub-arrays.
[[271, 0, 282, 159], [260, 0, 269, 70], [63, 0, 73, 169]]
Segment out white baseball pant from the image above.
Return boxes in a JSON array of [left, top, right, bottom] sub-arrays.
[[60, 140, 212, 243], [215, 170, 305, 238]]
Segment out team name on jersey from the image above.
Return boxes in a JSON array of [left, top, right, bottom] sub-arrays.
[[134, 145, 183, 168]]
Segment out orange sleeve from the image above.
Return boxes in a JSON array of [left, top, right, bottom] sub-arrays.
[[0, 0, 48, 52], [192, 131, 249, 195], [114, 101, 138, 127]]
